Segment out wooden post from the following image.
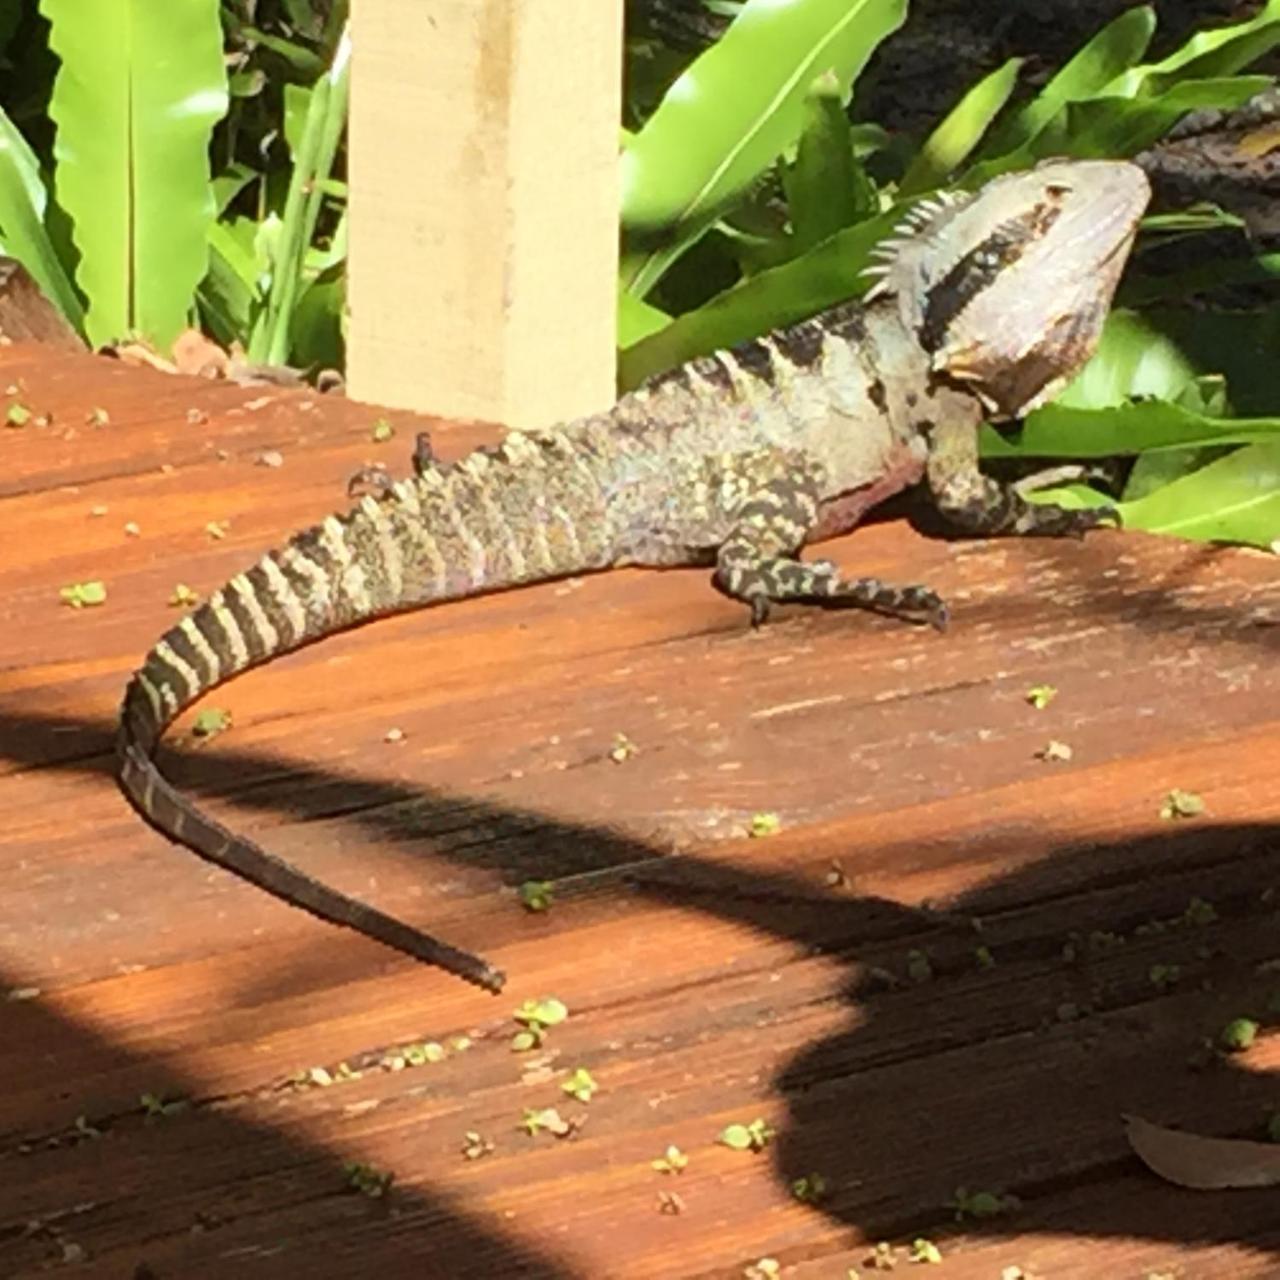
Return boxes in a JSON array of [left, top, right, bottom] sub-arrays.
[[347, 0, 623, 429]]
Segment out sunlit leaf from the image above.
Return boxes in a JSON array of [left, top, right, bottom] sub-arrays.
[[618, 290, 671, 349], [1119, 440, 1280, 548], [621, 0, 905, 294], [1065, 76, 1272, 157], [618, 205, 901, 388], [979, 6, 1155, 157], [42, 0, 228, 348], [900, 57, 1023, 195], [982, 400, 1280, 461], [784, 70, 863, 252], [0, 103, 83, 330]]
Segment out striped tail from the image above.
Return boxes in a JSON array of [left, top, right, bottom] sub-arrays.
[[112, 467, 578, 993]]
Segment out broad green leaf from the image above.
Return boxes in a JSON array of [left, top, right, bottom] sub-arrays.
[[618, 291, 671, 349], [621, 0, 906, 294], [290, 264, 344, 369], [1064, 76, 1273, 157], [1054, 311, 1198, 409], [1105, 0, 1280, 92], [980, 7, 1155, 157], [981, 400, 1280, 461], [42, 0, 228, 348], [0, 103, 83, 330], [619, 205, 902, 389], [784, 71, 862, 252], [212, 163, 257, 216], [1121, 446, 1229, 503], [199, 223, 260, 345], [900, 57, 1023, 195], [1119, 440, 1280, 548]]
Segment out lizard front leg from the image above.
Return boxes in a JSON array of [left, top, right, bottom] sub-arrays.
[[713, 451, 946, 629], [927, 416, 1117, 537]]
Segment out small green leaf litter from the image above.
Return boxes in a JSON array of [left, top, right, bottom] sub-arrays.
[[343, 1161, 393, 1197], [561, 1067, 598, 1103], [609, 732, 638, 762], [60, 580, 107, 608], [6, 401, 31, 427], [521, 1106, 571, 1137], [168, 583, 200, 608], [651, 1144, 688, 1174], [949, 1186, 1020, 1220], [909, 1237, 943, 1264], [748, 812, 781, 838], [519, 880, 554, 912], [371, 418, 395, 442], [512, 995, 568, 1051], [1220, 1018, 1259, 1052], [1161, 789, 1205, 820], [1025, 684, 1058, 710], [719, 1118, 774, 1152], [791, 1171, 828, 1203], [906, 949, 933, 983], [192, 707, 232, 740]]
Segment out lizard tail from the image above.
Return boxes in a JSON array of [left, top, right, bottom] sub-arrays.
[[116, 488, 514, 992]]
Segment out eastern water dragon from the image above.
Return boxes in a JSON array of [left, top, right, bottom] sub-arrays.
[[117, 159, 1152, 992]]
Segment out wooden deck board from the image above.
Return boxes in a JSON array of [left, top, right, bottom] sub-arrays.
[[1, 344, 1278, 1278]]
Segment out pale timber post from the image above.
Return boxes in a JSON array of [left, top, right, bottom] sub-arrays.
[[346, 0, 623, 429]]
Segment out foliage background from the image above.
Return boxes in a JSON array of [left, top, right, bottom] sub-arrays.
[[0, 0, 1276, 546]]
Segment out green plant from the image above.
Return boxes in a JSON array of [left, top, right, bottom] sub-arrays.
[[617, 0, 1280, 548], [0, 0, 347, 367]]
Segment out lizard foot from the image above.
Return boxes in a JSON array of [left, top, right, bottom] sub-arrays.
[[346, 464, 396, 500], [1012, 502, 1121, 539]]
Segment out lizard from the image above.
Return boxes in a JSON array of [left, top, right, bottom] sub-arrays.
[[117, 158, 1151, 994]]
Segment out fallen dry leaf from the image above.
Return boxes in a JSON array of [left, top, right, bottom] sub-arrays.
[[1125, 1114, 1280, 1189], [171, 328, 230, 379]]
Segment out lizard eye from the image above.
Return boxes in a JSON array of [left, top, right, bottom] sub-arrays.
[[1045, 181, 1072, 198]]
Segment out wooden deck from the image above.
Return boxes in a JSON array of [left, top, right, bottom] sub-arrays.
[[1, 341, 1278, 1279]]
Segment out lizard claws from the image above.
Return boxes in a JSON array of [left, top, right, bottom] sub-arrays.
[[347, 464, 396, 499]]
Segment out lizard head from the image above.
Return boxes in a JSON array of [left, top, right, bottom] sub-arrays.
[[865, 159, 1151, 419]]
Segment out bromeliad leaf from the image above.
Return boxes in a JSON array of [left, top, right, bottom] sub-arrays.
[[982, 401, 1280, 461], [1065, 75, 1272, 158], [783, 70, 864, 253], [620, 0, 906, 295], [977, 6, 1156, 159], [41, 0, 228, 349], [899, 57, 1024, 195], [0, 104, 83, 330], [619, 205, 903, 388], [1119, 440, 1280, 548]]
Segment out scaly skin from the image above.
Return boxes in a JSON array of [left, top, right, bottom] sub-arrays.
[[118, 160, 1151, 991]]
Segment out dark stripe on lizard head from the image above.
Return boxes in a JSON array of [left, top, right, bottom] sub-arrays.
[[728, 336, 777, 385], [918, 202, 1062, 355], [770, 320, 825, 370]]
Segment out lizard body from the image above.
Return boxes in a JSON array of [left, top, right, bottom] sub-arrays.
[[117, 160, 1150, 991]]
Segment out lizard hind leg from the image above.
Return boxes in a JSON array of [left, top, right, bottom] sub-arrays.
[[714, 470, 947, 631]]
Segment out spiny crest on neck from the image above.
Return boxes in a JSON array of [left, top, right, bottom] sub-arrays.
[[859, 159, 1150, 419]]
